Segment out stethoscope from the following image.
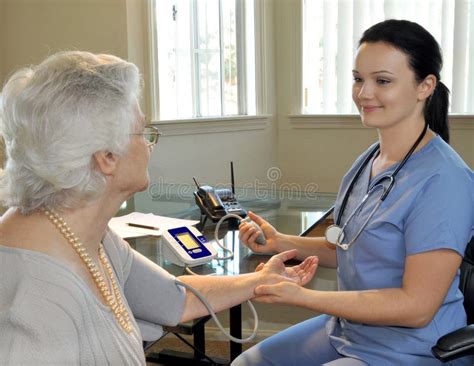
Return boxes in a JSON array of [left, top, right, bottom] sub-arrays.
[[325, 123, 428, 250]]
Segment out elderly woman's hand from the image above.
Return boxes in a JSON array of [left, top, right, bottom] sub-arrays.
[[255, 249, 318, 288]]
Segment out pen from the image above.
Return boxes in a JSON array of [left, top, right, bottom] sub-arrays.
[[127, 223, 160, 231]]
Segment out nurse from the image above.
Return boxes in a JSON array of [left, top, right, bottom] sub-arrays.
[[234, 19, 474, 365]]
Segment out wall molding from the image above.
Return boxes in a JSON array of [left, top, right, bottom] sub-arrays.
[[449, 115, 474, 130], [288, 114, 474, 130], [151, 115, 271, 136]]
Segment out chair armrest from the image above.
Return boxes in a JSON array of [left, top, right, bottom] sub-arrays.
[[432, 324, 474, 362]]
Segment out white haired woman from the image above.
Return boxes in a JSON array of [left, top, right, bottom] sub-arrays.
[[0, 51, 318, 365]]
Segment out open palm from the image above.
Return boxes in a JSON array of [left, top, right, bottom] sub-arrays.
[[256, 249, 318, 286]]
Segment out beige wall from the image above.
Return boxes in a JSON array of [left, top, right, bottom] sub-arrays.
[[0, 0, 5, 168], [451, 126, 474, 166], [277, 118, 473, 193], [0, 0, 128, 86], [0, 0, 5, 83], [0, 0, 129, 170]]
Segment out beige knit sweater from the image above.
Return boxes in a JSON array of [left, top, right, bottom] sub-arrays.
[[0, 229, 186, 365]]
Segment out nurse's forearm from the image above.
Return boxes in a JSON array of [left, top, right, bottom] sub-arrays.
[[295, 288, 431, 328], [276, 233, 337, 268]]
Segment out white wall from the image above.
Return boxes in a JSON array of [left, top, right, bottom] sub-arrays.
[[148, 117, 276, 188]]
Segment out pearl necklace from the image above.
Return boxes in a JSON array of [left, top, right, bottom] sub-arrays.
[[42, 207, 132, 334]]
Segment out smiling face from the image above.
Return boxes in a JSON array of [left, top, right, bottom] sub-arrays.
[[352, 42, 428, 130]]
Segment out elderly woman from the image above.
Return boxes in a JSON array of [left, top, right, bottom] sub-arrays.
[[0, 51, 318, 365]]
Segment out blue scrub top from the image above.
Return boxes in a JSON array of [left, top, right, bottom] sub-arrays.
[[328, 135, 474, 365]]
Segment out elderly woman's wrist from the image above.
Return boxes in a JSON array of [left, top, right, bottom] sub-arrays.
[[248, 266, 276, 283], [243, 271, 271, 298]]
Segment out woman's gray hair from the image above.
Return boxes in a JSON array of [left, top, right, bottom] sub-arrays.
[[0, 51, 141, 213]]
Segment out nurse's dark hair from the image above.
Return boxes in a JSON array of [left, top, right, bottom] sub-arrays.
[[359, 19, 450, 143]]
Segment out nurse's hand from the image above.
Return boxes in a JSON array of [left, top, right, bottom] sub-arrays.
[[253, 281, 308, 306], [239, 211, 280, 254]]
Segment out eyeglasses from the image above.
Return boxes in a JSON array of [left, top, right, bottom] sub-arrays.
[[130, 126, 162, 147]]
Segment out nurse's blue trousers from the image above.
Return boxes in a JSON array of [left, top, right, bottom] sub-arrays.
[[231, 315, 367, 366]]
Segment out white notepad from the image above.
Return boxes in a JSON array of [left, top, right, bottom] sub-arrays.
[[108, 212, 199, 239]]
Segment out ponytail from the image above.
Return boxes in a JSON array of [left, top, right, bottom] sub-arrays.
[[425, 81, 450, 143]]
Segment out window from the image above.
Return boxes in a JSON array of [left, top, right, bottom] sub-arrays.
[[150, 0, 256, 120], [302, 0, 474, 114], [301, 211, 326, 233]]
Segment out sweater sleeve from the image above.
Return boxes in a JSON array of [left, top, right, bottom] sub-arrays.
[[104, 229, 186, 327]]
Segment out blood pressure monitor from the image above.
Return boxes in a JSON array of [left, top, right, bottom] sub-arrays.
[[162, 226, 217, 267]]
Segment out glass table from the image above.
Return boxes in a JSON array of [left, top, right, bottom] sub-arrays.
[[124, 183, 337, 364]]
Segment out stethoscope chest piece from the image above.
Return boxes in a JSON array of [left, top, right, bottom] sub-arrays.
[[325, 224, 349, 250]]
